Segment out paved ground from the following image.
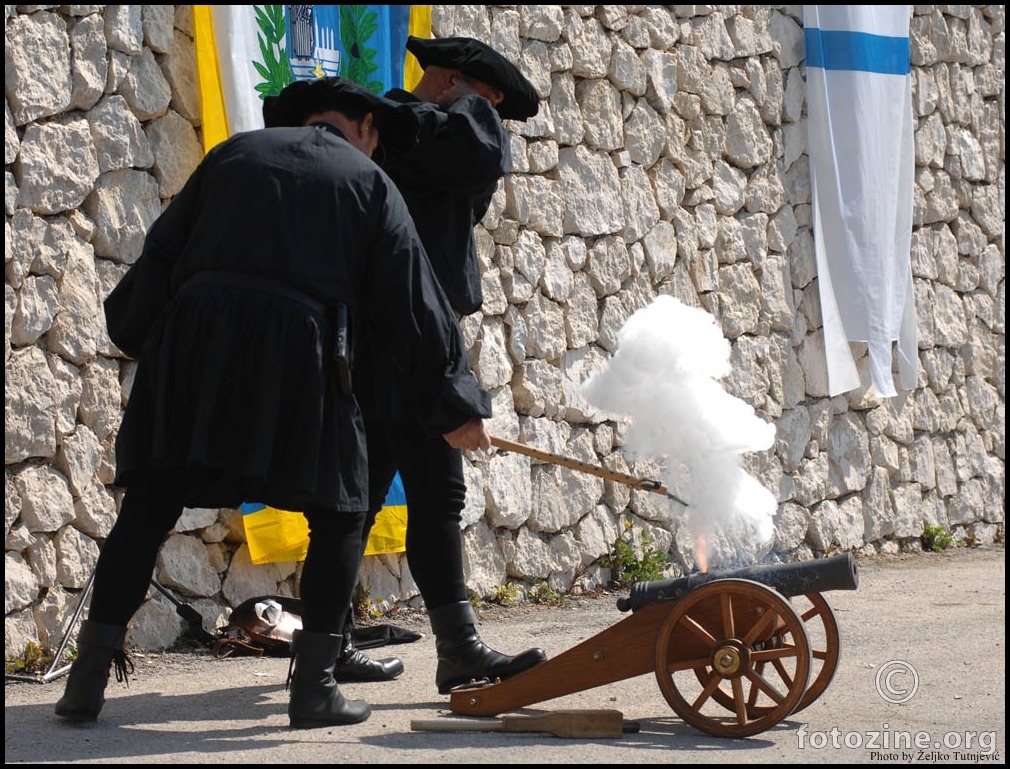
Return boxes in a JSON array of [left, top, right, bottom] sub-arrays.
[[5, 544, 1004, 764]]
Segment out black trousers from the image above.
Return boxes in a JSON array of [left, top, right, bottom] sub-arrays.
[[89, 466, 366, 635], [363, 419, 468, 612]]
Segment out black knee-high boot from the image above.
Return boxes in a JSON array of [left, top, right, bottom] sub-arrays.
[[429, 601, 547, 695], [54, 620, 134, 722], [287, 629, 371, 728]]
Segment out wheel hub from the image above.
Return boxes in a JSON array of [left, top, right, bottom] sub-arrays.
[[711, 639, 749, 677]]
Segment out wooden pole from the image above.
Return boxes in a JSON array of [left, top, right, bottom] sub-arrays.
[[411, 709, 632, 738], [490, 436, 686, 506]]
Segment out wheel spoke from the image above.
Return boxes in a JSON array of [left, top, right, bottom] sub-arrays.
[[721, 591, 736, 638], [751, 645, 800, 662], [744, 667, 787, 703], [771, 657, 792, 683], [800, 605, 821, 622], [691, 668, 725, 710], [731, 676, 749, 723], [747, 662, 765, 707], [741, 608, 778, 645]]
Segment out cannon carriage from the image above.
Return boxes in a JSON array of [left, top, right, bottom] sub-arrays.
[[448, 553, 858, 738]]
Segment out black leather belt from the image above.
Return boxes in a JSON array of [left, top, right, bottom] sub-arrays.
[[182, 271, 353, 394]]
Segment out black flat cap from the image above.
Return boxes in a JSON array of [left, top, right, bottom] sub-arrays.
[[262, 76, 419, 153], [406, 35, 539, 121]]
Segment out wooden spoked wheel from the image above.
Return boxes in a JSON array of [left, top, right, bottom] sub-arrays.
[[653, 578, 812, 738], [785, 592, 840, 713], [693, 591, 841, 716]]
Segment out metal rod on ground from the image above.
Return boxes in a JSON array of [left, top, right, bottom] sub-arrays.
[[5, 569, 94, 683], [8, 571, 215, 683], [41, 568, 94, 682], [489, 435, 687, 507]]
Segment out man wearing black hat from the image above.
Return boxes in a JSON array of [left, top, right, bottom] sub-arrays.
[[344, 36, 547, 695], [54, 76, 493, 730]]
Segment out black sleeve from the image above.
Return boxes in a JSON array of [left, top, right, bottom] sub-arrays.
[[104, 159, 208, 358], [388, 96, 510, 197], [362, 174, 492, 434]]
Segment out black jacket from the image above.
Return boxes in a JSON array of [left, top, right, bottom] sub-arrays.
[[105, 123, 490, 511], [380, 90, 510, 316]]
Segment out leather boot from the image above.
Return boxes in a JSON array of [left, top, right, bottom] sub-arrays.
[[429, 601, 547, 695], [287, 629, 371, 728], [55, 620, 133, 722], [333, 627, 404, 683]]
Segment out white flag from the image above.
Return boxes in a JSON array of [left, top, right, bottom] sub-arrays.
[[804, 6, 918, 398]]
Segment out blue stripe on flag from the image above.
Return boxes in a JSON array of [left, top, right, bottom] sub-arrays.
[[804, 29, 910, 75], [241, 502, 265, 515], [383, 471, 407, 506]]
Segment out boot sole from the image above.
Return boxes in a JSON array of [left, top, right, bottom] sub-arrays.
[[55, 710, 99, 723], [333, 673, 403, 683], [436, 650, 548, 694], [437, 675, 497, 695], [333, 664, 404, 683], [289, 713, 371, 729]]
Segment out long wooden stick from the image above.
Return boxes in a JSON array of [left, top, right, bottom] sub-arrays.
[[490, 436, 687, 506], [411, 709, 631, 738]]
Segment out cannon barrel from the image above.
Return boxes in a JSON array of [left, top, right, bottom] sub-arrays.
[[616, 552, 858, 612]]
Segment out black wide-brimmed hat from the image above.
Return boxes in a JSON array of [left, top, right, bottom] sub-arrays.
[[262, 76, 419, 153], [406, 35, 539, 121]]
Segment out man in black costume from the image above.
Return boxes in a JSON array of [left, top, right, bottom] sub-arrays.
[[54, 76, 492, 730], [339, 36, 548, 695]]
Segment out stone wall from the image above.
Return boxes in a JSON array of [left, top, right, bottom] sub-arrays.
[[5, 5, 1005, 654]]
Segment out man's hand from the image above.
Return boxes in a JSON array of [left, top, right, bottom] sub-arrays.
[[443, 418, 492, 451]]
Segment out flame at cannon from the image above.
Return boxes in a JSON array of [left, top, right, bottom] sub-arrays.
[[694, 530, 709, 574]]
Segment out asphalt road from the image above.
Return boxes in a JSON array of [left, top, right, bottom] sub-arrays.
[[5, 544, 1004, 764]]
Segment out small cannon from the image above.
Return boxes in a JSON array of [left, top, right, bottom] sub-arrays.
[[449, 553, 859, 738], [617, 550, 859, 611]]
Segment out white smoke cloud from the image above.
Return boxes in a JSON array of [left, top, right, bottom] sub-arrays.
[[581, 295, 778, 564]]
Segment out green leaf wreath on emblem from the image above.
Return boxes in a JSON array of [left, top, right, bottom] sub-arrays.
[[252, 5, 293, 99], [339, 6, 383, 93]]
